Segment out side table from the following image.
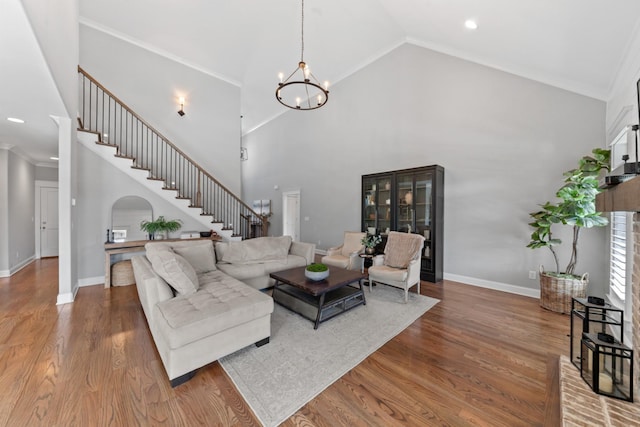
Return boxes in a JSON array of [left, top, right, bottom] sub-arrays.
[[359, 253, 375, 273]]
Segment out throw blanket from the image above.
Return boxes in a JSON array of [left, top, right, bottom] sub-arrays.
[[383, 231, 424, 269]]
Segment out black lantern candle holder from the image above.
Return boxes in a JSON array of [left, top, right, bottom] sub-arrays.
[[580, 332, 634, 402], [570, 297, 624, 369]]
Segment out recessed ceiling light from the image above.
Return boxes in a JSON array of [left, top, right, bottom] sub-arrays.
[[50, 156, 59, 160], [7, 117, 24, 123], [465, 19, 478, 30]]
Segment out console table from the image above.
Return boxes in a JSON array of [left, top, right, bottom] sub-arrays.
[[104, 236, 220, 288]]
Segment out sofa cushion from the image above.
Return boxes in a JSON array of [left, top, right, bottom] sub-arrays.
[[155, 270, 274, 349], [321, 254, 350, 269], [172, 241, 217, 274], [368, 264, 408, 282], [217, 254, 306, 280], [221, 236, 292, 264], [341, 233, 364, 257], [145, 244, 199, 296]]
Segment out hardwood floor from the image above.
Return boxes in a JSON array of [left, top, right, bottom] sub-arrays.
[[0, 258, 567, 426]]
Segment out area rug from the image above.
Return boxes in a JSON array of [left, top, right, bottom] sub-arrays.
[[219, 285, 439, 427]]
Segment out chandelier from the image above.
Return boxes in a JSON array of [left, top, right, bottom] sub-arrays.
[[276, 0, 329, 110]]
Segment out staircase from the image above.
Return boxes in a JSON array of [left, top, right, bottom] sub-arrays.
[[77, 66, 267, 240]]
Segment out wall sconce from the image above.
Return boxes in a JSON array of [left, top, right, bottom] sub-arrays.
[[178, 97, 185, 116], [240, 147, 248, 161]]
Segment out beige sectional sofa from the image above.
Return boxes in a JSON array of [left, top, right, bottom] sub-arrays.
[[131, 236, 315, 387], [215, 236, 315, 289]]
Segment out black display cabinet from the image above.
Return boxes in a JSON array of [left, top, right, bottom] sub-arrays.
[[362, 165, 444, 282]]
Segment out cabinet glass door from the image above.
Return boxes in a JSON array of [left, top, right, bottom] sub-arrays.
[[362, 177, 377, 232], [396, 174, 414, 233], [415, 171, 433, 266], [362, 176, 392, 235], [375, 177, 392, 234], [396, 171, 433, 263]]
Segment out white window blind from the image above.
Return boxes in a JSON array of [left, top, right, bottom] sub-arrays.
[[610, 211, 627, 301]]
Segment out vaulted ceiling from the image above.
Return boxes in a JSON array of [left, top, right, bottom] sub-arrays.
[[3, 0, 640, 164]]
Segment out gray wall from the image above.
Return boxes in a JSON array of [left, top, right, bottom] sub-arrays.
[[242, 43, 608, 293], [0, 150, 8, 271], [7, 151, 35, 269], [79, 25, 242, 194], [35, 166, 58, 181], [76, 143, 212, 281]]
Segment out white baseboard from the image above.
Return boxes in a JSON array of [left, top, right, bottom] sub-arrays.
[[0, 256, 35, 278], [78, 276, 104, 287], [444, 273, 540, 299], [57, 285, 78, 305]]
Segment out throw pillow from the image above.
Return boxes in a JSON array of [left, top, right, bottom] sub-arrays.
[[172, 241, 217, 274], [146, 246, 199, 296]]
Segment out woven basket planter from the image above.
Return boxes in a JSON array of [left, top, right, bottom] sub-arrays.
[[111, 260, 135, 286], [539, 266, 588, 314]]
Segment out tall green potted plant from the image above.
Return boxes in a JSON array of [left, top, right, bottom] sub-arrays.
[[140, 216, 182, 240], [527, 148, 610, 313]]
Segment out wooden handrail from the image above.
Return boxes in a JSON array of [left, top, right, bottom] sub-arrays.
[[77, 66, 259, 217], [78, 66, 267, 238]]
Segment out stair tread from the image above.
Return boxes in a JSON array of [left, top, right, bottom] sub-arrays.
[[115, 154, 135, 160], [147, 177, 164, 181], [131, 165, 150, 171], [96, 141, 117, 148]]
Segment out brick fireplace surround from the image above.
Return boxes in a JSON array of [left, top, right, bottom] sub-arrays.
[[558, 211, 640, 425]]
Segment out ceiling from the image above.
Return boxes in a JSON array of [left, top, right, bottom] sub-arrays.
[[4, 0, 640, 165]]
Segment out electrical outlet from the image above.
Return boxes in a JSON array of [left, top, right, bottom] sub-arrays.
[[528, 270, 537, 280]]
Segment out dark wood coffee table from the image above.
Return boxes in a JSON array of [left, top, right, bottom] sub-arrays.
[[270, 266, 367, 329]]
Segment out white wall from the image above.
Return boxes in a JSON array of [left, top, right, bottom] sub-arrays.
[[242, 43, 608, 293], [79, 25, 242, 194], [606, 24, 640, 143]]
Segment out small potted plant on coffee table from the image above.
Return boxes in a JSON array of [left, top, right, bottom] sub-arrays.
[[305, 263, 329, 281]]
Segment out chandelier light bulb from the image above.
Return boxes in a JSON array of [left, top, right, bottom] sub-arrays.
[[278, 72, 284, 83], [296, 97, 301, 108]]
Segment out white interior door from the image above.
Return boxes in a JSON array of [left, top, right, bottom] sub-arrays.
[[282, 191, 300, 241], [40, 186, 59, 257]]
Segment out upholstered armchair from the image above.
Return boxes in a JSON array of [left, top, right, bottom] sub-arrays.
[[368, 231, 425, 303], [321, 231, 366, 270]]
